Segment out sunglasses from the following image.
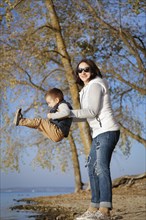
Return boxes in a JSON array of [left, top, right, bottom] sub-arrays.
[[78, 67, 90, 74]]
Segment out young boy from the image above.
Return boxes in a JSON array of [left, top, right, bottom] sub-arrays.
[[13, 88, 72, 142]]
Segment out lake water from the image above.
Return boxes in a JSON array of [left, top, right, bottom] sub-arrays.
[[0, 187, 74, 220]]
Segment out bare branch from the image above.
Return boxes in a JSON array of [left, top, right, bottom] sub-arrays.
[[10, 78, 35, 87], [13, 0, 25, 8], [13, 62, 46, 92], [0, 0, 25, 22], [119, 123, 146, 147], [43, 50, 67, 58], [23, 102, 47, 114], [133, 35, 146, 53], [29, 24, 59, 36], [50, 57, 63, 67], [119, 30, 146, 74], [119, 88, 133, 112], [82, 0, 146, 74], [118, 54, 138, 69], [82, 0, 118, 34], [40, 50, 63, 67], [110, 69, 146, 95], [40, 68, 64, 86]]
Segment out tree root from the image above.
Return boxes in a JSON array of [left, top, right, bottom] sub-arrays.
[[112, 173, 146, 188]]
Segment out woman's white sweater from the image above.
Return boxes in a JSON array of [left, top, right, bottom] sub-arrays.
[[71, 77, 120, 138]]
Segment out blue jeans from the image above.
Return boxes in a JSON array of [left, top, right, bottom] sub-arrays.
[[87, 130, 120, 209]]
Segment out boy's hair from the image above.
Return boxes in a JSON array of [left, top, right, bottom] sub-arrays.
[[45, 88, 64, 102]]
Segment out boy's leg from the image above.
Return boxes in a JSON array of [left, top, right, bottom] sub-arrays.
[[19, 118, 64, 142], [19, 118, 42, 129]]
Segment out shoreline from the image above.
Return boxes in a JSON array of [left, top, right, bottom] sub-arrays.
[[10, 176, 146, 220]]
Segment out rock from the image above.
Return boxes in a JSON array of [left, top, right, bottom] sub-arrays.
[[56, 214, 66, 220], [112, 216, 123, 220]]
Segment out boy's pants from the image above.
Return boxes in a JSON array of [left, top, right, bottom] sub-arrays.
[[19, 118, 64, 142]]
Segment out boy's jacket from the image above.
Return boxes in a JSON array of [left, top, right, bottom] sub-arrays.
[[50, 100, 72, 137]]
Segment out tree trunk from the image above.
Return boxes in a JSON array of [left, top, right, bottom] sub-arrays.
[[68, 133, 83, 192], [45, 0, 92, 156]]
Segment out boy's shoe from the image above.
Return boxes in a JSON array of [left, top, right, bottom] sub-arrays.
[[75, 210, 97, 220], [94, 211, 111, 220], [13, 108, 23, 126]]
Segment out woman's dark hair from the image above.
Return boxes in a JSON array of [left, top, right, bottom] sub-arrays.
[[75, 59, 102, 86]]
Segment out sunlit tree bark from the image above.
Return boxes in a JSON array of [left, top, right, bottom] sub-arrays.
[[45, 0, 92, 157], [68, 133, 83, 192]]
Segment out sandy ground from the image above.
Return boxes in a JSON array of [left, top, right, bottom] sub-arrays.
[[11, 177, 146, 220]]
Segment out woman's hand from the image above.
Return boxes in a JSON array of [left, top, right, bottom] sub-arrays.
[[47, 113, 52, 119]]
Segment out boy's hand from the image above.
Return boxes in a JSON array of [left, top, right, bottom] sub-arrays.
[[47, 113, 52, 119]]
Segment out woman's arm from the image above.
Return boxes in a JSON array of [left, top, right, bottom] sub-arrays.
[[70, 83, 104, 119], [72, 118, 86, 122]]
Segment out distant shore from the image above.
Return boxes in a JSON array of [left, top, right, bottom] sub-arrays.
[[10, 176, 146, 220]]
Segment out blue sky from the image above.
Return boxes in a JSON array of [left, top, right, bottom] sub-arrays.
[[1, 142, 145, 189]]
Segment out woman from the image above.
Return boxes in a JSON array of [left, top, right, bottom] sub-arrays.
[[71, 59, 120, 220]]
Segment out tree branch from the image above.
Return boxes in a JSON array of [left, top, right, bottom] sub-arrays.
[[23, 102, 47, 114], [119, 88, 133, 112], [40, 50, 63, 67], [43, 50, 67, 58], [82, 0, 118, 34], [40, 68, 64, 86], [13, 62, 46, 92], [13, 0, 26, 8], [118, 54, 138, 69], [82, 0, 146, 74], [119, 123, 146, 147], [0, 0, 25, 22], [119, 30, 146, 74], [109, 69, 146, 95], [29, 24, 59, 36], [133, 35, 146, 54]]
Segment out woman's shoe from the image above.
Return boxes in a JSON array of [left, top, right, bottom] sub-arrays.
[[75, 210, 97, 220], [13, 108, 23, 126], [94, 211, 111, 220]]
